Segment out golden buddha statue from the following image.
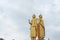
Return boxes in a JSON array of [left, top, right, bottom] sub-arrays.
[[37, 14, 45, 40], [29, 14, 37, 40]]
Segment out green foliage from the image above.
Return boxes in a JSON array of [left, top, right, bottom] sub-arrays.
[[0, 38, 4, 40]]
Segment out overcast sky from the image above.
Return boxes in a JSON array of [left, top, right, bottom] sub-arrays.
[[0, 0, 60, 40]]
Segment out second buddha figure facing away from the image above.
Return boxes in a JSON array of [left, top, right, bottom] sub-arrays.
[[37, 15, 45, 40]]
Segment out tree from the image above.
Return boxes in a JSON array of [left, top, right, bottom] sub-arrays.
[[0, 38, 4, 40]]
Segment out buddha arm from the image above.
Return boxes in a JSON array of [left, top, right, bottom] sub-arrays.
[[29, 20, 32, 25]]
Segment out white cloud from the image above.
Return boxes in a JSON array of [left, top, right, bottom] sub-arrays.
[[0, 0, 60, 40]]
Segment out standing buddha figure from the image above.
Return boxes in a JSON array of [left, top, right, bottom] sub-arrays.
[[29, 14, 37, 40], [37, 14, 45, 40]]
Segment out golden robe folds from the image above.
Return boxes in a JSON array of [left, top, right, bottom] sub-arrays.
[[30, 18, 37, 37]]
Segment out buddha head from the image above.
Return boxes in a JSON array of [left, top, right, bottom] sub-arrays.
[[32, 14, 36, 18], [39, 14, 42, 19]]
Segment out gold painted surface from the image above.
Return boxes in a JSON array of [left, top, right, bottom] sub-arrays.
[[37, 15, 45, 39], [29, 14, 37, 37], [29, 14, 45, 39]]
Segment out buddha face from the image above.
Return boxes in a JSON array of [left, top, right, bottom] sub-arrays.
[[32, 14, 36, 18], [39, 15, 42, 19]]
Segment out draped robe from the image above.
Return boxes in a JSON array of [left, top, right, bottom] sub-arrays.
[[37, 19, 45, 39]]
